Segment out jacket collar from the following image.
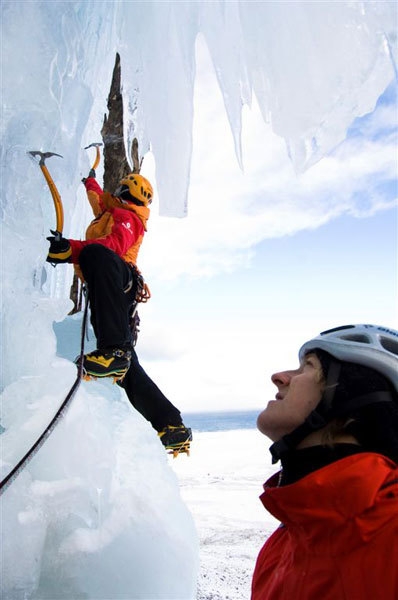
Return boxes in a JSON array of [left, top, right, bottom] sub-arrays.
[[261, 453, 398, 551], [101, 192, 150, 230], [278, 443, 363, 486]]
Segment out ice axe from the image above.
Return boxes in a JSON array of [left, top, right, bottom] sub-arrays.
[[28, 150, 64, 240], [84, 142, 102, 172]]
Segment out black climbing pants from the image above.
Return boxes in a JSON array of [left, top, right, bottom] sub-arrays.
[[79, 244, 183, 432], [79, 244, 135, 350], [120, 352, 183, 432]]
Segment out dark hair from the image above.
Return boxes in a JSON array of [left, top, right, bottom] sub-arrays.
[[343, 403, 398, 463], [314, 350, 398, 462]]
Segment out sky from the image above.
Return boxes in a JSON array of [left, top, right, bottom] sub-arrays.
[[129, 36, 397, 416]]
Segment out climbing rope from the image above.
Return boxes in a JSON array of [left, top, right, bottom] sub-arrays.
[[0, 289, 89, 495]]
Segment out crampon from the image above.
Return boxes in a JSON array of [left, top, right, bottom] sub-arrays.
[[167, 440, 191, 458], [76, 348, 131, 384], [159, 425, 192, 458], [81, 371, 128, 384]]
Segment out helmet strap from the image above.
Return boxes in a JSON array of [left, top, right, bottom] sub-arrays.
[[319, 359, 341, 414], [270, 411, 328, 463]]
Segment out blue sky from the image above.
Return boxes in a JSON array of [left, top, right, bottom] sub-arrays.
[[134, 40, 397, 415], [166, 207, 397, 319]]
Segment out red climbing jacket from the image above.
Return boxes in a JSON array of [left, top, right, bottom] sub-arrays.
[[69, 177, 149, 268], [252, 453, 398, 600]]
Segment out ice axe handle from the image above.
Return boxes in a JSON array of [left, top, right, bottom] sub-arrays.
[[28, 151, 64, 234]]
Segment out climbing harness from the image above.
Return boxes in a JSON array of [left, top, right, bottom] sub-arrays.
[[124, 265, 151, 346]]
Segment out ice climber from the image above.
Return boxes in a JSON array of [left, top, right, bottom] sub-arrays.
[[252, 324, 398, 600], [46, 171, 192, 455]]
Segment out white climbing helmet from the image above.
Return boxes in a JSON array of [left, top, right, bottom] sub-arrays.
[[299, 324, 398, 394]]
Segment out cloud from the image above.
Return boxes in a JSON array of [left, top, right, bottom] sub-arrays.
[[137, 322, 188, 362], [138, 35, 397, 284], [141, 127, 396, 281]]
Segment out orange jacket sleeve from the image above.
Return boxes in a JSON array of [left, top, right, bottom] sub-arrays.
[[84, 177, 104, 217]]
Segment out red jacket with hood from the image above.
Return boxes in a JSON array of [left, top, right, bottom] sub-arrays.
[[252, 453, 398, 599], [69, 177, 149, 269]]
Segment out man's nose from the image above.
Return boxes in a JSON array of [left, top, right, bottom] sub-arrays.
[[271, 370, 291, 387]]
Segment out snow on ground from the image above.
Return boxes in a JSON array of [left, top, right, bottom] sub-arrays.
[[171, 429, 279, 600]]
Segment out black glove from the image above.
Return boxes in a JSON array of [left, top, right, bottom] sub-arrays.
[[46, 235, 72, 264], [81, 168, 96, 184]]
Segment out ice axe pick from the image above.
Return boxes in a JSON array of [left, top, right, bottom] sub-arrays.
[[84, 142, 103, 171], [28, 151, 64, 240]]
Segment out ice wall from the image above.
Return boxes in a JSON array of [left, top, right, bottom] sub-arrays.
[[116, 0, 398, 215], [2, 2, 396, 220], [1, 343, 199, 599]]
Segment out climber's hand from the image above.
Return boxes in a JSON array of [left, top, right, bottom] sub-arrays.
[[46, 235, 72, 264]]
